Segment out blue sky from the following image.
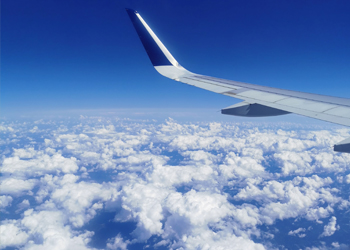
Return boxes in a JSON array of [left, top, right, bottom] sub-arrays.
[[2, 0, 350, 117]]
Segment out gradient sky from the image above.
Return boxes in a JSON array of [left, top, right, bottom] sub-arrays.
[[2, 0, 350, 117]]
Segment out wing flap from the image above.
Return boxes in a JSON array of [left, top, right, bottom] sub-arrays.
[[334, 137, 350, 153], [241, 96, 350, 126], [222, 102, 290, 117], [237, 90, 287, 102], [324, 106, 350, 117], [274, 98, 337, 112]]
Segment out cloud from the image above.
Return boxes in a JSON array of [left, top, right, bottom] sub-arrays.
[[320, 216, 339, 237], [166, 190, 233, 227], [1, 148, 79, 178], [120, 182, 169, 240], [0, 178, 37, 196], [345, 174, 350, 184], [234, 175, 341, 224], [1, 118, 349, 250], [184, 229, 265, 250], [16, 199, 30, 213], [50, 175, 119, 227], [149, 159, 215, 187], [0, 220, 29, 249], [288, 227, 306, 238], [0, 174, 118, 249], [219, 152, 267, 179], [0, 195, 13, 209], [20, 209, 95, 250], [106, 234, 129, 250]]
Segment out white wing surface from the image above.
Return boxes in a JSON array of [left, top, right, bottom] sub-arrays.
[[126, 9, 350, 153]]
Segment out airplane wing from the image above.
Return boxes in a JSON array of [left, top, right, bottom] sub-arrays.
[[126, 9, 350, 153]]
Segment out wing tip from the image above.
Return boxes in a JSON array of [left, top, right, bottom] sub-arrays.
[[126, 8, 175, 67], [125, 8, 137, 14]]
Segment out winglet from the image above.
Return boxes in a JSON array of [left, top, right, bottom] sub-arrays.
[[126, 9, 179, 67]]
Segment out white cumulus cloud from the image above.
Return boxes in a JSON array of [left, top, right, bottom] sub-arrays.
[[0, 118, 349, 250], [320, 216, 339, 237]]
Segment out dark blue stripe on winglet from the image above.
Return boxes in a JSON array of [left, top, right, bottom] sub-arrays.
[[126, 9, 172, 66]]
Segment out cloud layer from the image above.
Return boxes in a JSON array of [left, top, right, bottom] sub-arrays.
[[1, 117, 350, 249]]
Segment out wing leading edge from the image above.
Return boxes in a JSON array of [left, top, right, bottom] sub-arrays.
[[126, 9, 350, 153]]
